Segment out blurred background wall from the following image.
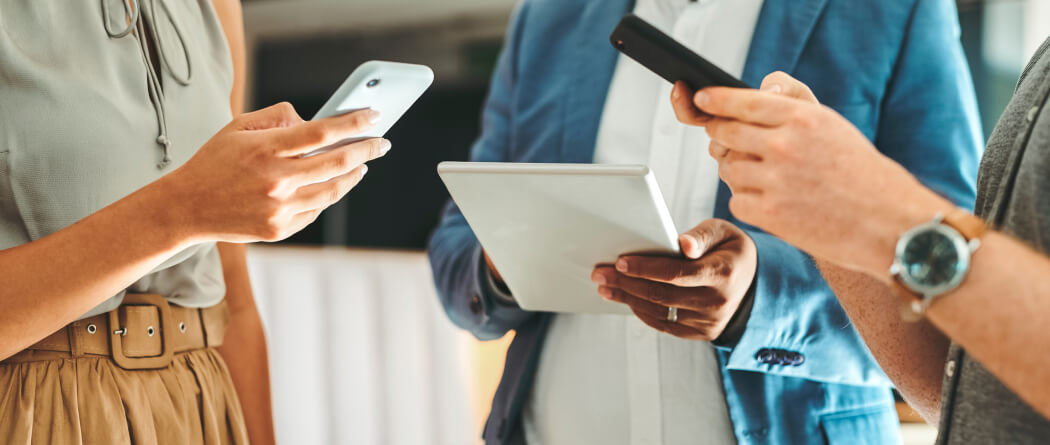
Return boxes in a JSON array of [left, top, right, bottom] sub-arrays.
[[239, 1, 1050, 444]]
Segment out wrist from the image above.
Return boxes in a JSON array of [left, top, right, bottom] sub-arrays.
[[862, 183, 957, 278], [137, 170, 207, 249]]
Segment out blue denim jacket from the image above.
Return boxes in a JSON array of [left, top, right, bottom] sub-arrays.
[[428, 0, 982, 443]]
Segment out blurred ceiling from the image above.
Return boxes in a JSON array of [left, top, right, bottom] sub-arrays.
[[243, 0, 518, 38]]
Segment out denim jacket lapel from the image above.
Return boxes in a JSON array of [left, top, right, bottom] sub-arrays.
[[716, 0, 830, 221], [560, 0, 634, 163], [741, 0, 831, 86]]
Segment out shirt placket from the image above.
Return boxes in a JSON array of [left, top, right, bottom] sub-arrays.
[[626, 3, 713, 445]]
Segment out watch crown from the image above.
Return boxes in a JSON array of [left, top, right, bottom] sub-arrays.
[[889, 263, 902, 275], [911, 301, 923, 314]]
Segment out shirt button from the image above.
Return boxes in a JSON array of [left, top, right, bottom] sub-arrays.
[[755, 348, 775, 364], [469, 295, 483, 315], [945, 359, 956, 378], [1028, 106, 1041, 123]]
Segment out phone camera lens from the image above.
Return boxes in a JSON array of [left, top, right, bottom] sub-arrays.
[[614, 40, 625, 49], [367, 79, 381, 88]]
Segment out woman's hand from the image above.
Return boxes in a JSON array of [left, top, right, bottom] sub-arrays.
[[161, 103, 390, 244], [591, 219, 757, 341], [682, 74, 952, 276]]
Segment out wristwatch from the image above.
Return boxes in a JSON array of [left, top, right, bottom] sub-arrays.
[[890, 209, 987, 322]]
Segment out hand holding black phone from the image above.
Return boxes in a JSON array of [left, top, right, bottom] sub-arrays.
[[610, 13, 751, 91]]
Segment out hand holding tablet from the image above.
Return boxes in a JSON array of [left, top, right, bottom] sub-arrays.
[[439, 162, 680, 314]]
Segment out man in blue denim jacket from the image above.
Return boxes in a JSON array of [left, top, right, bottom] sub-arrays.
[[428, 0, 982, 443]]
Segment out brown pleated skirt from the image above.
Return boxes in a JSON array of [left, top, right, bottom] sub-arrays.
[[0, 348, 249, 445]]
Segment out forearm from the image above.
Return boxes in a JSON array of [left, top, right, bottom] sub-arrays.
[[217, 305, 275, 445], [211, 0, 247, 114], [719, 231, 890, 385], [428, 210, 534, 340], [215, 243, 276, 445], [0, 179, 193, 360], [818, 260, 950, 423], [923, 232, 1050, 419]]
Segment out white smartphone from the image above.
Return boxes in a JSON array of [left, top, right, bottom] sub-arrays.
[[310, 60, 434, 151]]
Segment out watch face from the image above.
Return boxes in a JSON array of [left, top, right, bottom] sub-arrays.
[[898, 220, 970, 295], [900, 229, 964, 288]]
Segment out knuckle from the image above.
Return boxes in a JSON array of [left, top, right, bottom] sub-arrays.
[[260, 217, 284, 241], [263, 178, 286, 198], [369, 139, 385, 158], [728, 196, 751, 221], [711, 293, 729, 308], [678, 263, 701, 282], [766, 136, 791, 158], [323, 185, 341, 204], [790, 109, 816, 129], [718, 161, 733, 181], [744, 98, 763, 117], [329, 152, 353, 171], [761, 198, 782, 219], [705, 120, 721, 138], [275, 101, 295, 114], [696, 330, 717, 342], [352, 112, 373, 130], [308, 127, 330, 146], [647, 282, 668, 303], [708, 142, 721, 158]]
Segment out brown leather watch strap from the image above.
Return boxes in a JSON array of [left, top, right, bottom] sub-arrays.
[[943, 208, 988, 241]]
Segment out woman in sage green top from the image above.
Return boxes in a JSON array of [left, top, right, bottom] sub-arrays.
[[0, 1, 390, 443]]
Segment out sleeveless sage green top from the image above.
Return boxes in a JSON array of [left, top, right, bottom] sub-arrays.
[[0, 0, 234, 318]]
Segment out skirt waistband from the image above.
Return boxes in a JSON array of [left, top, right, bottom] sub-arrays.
[[2, 294, 229, 370]]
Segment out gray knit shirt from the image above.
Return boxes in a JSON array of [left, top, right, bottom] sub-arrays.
[[936, 36, 1050, 443]]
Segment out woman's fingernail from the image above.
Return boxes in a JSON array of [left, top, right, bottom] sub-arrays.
[[367, 109, 381, 124], [380, 139, 392, 154], [695, 91, 710, 107], [616, 258, 629, 273], [672, 85, 681, 100], [591, 271, 606, 285], [361, 164, 368, 175], [598, 286, 612, 299], [762, 84, 783, 94]]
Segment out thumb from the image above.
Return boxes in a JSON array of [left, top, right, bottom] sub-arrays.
[[679, 219, 734, 259], [760, 71, 819, 104]]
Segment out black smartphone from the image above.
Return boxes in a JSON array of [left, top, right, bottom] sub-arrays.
[[610, 13, 751, 91]]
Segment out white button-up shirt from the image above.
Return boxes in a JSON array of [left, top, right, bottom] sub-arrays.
[[521, 0, 764, 444]]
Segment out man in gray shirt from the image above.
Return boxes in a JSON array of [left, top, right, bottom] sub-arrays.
[[667, 37, 1050, 442]]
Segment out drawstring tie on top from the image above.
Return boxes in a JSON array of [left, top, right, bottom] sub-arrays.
[[101, 0, 193, 169]]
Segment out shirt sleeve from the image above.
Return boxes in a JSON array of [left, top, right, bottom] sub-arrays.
[[426, 2, 537, 341]]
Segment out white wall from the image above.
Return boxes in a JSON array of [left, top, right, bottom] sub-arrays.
[[1026, 0, 1050, 61], [247, 247, 479, 445]]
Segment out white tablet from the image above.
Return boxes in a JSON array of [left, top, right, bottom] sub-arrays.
[[437, 162, 680, 314]]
